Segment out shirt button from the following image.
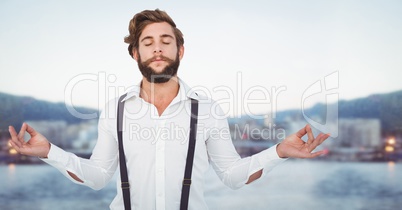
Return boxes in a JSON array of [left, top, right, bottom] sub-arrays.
[[158, 193, 163, 197]]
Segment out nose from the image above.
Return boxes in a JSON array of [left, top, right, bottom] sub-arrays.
[[153, 43, 163, 54]]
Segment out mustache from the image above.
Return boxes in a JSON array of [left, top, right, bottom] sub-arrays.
[[143, 55, 175, 66]]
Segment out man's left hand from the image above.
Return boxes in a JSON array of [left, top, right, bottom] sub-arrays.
[[276, 124, 330, 158]]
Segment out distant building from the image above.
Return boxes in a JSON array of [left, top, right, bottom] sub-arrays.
[[0, 130, 42, 164], [0, 120, 98, 163], [26, 120, 68, 148], [70, 120, 98, 154], [229, 115, 281, 157], [329, 118, 381, 161], [279, 117, 382, 161], [336, 118, 381, 148], [0, 131, 10, 151], [25, 120, 98, 152]]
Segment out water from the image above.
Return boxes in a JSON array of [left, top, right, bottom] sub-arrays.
[[1, 160, 401, 210], [204, 161, 402, 210], [0, 164, 115, 210]]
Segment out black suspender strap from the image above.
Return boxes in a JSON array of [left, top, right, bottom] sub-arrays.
[[117, 95, 198, 210], [180, 98, 199, 210], [117, 93, 131, 210]]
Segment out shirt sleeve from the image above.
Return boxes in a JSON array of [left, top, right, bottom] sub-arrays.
[[40, 100, 119, 190], [206, 106, 287, 190]]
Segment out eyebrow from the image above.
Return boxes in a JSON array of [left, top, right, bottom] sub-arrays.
[[140, 34, 174, 43]]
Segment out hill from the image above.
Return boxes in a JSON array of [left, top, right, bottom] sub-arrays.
[[0, 92, 98, 130], [2, 89, 402, 134], [275, 90, 402, 134]]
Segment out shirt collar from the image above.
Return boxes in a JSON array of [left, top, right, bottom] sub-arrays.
[[121, 77, 199, 102]]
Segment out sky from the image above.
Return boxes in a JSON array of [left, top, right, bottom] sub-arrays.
[[1, 0, 401, 117]]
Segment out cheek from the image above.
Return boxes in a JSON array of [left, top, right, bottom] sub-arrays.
[[137, 49, 151, 60], [167, 47, 179, 59]]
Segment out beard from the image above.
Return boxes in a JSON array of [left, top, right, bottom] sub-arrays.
[[137, 53, 180, 84]]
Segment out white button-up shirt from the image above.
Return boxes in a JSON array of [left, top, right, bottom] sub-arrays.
[[43, 79, 286, 210]]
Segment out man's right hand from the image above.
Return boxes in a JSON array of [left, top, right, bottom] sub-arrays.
[[9, 123, 51, 158]]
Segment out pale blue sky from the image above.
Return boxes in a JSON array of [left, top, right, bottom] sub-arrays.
[[1, 0, 401, 116]]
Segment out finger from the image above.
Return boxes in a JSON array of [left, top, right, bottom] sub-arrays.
[[310, 133, 324, 148], [311, 151, 324, 158], [308, 149, 329, 158], [320, 133, 330, 143], [292, 149, 319, 159], [9, 126, 22, 147], [18, 123, 28, 143], [296, 149, 327, 159], [314, 133, 330, 146], [25, 123, 38, 136], [9, 140, 22, 153], [306, 125, 315, 145], [295, 125, 308, 138]]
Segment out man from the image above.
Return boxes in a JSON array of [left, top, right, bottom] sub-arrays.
[[8, 9, 329, 210]]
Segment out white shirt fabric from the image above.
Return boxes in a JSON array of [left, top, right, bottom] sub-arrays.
[[42, 78, 286, 210]]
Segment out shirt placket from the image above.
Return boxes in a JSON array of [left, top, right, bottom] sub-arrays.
[[155, 117, 167, 210]]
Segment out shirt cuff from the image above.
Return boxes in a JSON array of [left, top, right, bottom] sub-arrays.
[[255, 143, 287, 176], [39, 143, 85, 185], [40, 143, 71, 169]]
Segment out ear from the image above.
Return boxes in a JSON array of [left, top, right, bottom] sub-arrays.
[[178, 45, 184, 60], [133, 48, 139, 61]]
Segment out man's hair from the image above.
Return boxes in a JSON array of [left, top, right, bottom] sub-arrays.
[[124, 9, 184, 58]]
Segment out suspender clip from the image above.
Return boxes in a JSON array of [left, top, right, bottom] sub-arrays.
[[121, 181, 130, 189], [183, 179, 192, 186]]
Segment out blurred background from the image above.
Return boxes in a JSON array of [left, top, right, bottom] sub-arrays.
[[1, 0, 402, 209]]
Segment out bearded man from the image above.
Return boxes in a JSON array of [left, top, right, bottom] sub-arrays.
[[8, 9, 329, 210]]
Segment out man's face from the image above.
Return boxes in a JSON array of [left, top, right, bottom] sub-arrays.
[[133, 22, 184, 83]]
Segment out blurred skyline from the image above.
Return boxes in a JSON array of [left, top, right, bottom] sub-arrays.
[[1, 0, 402, 116]]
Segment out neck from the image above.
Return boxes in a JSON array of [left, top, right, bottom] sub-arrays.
[[140, 76, 180, 115]]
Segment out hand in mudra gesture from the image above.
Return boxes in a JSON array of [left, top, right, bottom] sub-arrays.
[[8, 123, 51, 158], [276, 124, 329, 158]]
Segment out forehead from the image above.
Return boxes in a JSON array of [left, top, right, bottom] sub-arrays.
[[140, 22, 175, 40]]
